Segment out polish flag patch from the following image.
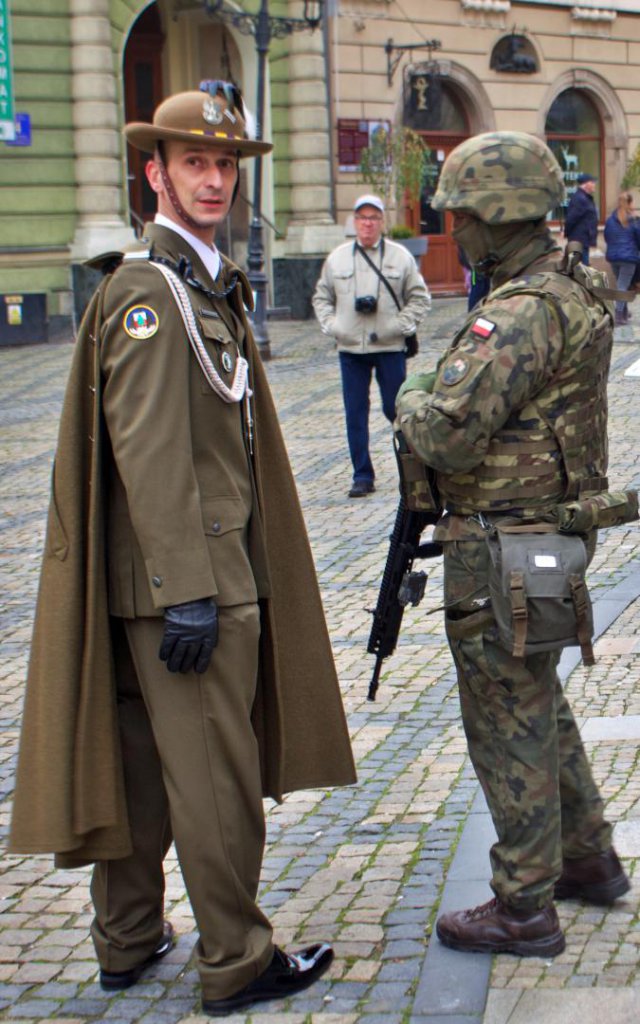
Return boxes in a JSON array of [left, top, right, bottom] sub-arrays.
[[470, 316, 496, 339]]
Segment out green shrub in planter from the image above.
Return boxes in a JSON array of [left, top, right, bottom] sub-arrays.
[[388, 224, 415, 239]]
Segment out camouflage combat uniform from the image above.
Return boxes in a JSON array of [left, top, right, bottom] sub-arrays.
[[396, 135, 614, 912]]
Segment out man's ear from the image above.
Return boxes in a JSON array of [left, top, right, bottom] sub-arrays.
[[146, 158, 162, 194]]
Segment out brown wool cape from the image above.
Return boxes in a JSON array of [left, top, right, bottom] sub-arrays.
[[10, 259, 356, 866]]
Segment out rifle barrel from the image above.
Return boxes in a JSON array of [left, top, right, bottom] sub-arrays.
[[367, 655, 383, 701]]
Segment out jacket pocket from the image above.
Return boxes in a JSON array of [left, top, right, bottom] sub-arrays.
[[196, 316, 241, 395], [333, 270, 354, 296], [202, 496, 258, 606], [203, 495, 248, 537]]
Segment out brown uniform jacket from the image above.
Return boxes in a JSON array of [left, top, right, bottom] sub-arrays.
[[10, 225, 356, 865]]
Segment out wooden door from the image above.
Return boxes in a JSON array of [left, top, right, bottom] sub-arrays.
[[406, 136, 468, 295], [123, 5, 165, 231]]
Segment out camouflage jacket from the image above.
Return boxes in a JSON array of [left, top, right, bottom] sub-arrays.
[[396, 232, 614, 536]]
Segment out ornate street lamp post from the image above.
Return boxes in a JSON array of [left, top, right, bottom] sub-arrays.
[[204, 1, 324, 360]]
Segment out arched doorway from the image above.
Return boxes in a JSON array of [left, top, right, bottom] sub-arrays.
[[123, 4, 165, 231], [122, 3, 252, 257], [401, 70, 473, 294]]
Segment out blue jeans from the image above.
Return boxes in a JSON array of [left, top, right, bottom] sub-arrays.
[[339, 350, 406, 483], [611, 261, 636, 318]]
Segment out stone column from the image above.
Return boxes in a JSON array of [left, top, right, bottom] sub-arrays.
[[69, 0, 134, 259], [281, 9, 343, 256]]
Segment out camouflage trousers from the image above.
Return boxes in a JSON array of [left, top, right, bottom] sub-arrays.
[[443, 537, 612, 911]]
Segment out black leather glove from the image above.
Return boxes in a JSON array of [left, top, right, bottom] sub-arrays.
[[159, 598, 218, 674]]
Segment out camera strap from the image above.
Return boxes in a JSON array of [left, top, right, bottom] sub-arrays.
[[355, 239, 402, 312]]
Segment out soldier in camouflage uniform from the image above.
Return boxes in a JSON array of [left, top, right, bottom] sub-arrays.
[[395, 132, 630, 957]]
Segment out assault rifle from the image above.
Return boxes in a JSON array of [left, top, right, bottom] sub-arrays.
[[366, 436, 442, 701]]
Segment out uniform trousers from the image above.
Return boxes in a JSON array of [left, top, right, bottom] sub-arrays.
[[338, 350, 406, 484], [90, 605, 274, 1000], [442, 538, 612, 911]]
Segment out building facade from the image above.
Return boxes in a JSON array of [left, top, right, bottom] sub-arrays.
[[1, 0, 639, 339], [306, 0, 640, 305]]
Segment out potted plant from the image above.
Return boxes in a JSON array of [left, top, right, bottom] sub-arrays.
[[621, 143, 640, 189], [359, 125, 430, 259]]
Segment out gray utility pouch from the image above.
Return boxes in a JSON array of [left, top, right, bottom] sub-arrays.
[[487, 523, 594, 665]]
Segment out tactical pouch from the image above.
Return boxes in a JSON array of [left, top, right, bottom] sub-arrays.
[[487, 523, 594, 665], [394, 431, 441, 513], [555, 490, 639, 534]]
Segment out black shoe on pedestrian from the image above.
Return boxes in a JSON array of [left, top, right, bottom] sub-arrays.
[[348, 480, 375, 498], [201, 943, 334, 1017], [554, 847, 630, 904], [99, 921, 175, 991]]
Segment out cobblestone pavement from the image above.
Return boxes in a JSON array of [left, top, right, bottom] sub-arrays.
[[0, 299, 639, 1024]]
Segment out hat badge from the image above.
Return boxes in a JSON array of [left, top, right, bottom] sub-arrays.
[[203, 95, 224, 125]]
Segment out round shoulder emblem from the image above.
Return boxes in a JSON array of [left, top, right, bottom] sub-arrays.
[[441, 357, 470, 386], [221, 351, 234, 373], [123, 305, 159, 340]]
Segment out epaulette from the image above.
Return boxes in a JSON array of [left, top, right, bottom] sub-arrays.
[[84, 238, 151, 275]]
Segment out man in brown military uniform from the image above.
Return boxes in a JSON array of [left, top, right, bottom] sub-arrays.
[[10, 83, 355, 1015], [395, 132, 630, 957]]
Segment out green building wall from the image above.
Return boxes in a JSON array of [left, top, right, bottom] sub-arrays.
[[0, 0, 74, 325]]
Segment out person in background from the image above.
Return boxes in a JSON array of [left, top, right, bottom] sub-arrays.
[[564, 172, 598, 265], [603, 191, 640, 325], [457, 244, 490, 310], [312, 194, 431, 498], [9, 82, 356, 1018]]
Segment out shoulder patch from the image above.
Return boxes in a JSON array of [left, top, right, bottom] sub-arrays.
[[123, 305, 159, 340], [441, 357, 470, 386], [470, 316, 496, 339]]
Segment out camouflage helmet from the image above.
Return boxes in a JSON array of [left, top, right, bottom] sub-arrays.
[[432, 131, 565, 224]]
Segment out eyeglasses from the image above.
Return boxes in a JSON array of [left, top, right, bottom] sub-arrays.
[[355, 214, 383, 223]]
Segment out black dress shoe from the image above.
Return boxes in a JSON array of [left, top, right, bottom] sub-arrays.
[[348, 480, 375, 498], [202, 943, 333, 1017], [99, 920, 175, 991]]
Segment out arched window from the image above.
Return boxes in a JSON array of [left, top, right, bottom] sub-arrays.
[[545, 90, 602, 222]]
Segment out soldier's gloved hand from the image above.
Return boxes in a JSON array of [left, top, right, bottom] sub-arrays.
[[159, 598, 218, 674]]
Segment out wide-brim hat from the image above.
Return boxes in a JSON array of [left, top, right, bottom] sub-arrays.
[[124, 87, 272, 157]]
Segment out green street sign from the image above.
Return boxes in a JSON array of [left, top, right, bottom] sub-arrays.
[[0, 0, 16, 142]]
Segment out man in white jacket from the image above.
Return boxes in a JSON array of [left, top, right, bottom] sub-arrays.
[[312, 195, 431, 497]]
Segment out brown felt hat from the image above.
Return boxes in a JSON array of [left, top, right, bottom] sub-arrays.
[[124, 83, 272, 157]]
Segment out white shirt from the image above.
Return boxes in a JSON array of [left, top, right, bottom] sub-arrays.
[[154, 213, 221, 282]]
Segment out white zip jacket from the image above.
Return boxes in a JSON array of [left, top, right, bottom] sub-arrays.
[[312, 237, 431, 353]]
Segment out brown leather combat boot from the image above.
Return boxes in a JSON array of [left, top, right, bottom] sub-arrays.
[[436, 898, 565, 957], [554, 847, 630, 904]]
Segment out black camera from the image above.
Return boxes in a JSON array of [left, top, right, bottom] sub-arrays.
[[354, 295, 377, 314]]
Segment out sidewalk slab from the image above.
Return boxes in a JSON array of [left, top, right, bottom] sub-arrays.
[[484, 988, 639, 1024]]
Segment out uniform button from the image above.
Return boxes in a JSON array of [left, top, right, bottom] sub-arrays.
[[211, 521, 221, 533], [152, 576, 163, 587]]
